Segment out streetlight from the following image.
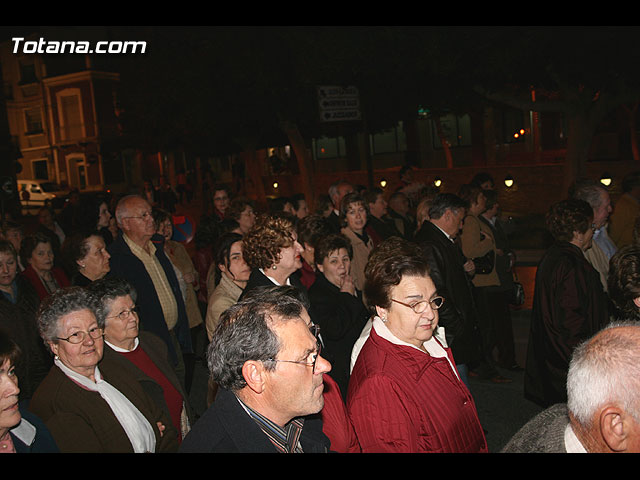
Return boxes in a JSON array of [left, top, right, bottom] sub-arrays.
[[504, 175, 514, 188]]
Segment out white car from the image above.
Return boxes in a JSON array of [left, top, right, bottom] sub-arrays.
[[18, 179, 66, 210]]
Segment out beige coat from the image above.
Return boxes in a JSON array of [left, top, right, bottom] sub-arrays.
[[341, 227, 374, 293], [205, 272, 243, 341], [459, 214, 500, 288], [165, 240, 203, 329]]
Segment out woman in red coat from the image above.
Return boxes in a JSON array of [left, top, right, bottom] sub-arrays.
[[20, 232, 70, 301], [347, 237, 487, 453]]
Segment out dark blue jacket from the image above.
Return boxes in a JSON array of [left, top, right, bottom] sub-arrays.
[[107, 233, 192, 366], [11, 403, 58, 453]]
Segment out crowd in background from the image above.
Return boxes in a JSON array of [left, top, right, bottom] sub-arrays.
[[2, 165, 640, 453]]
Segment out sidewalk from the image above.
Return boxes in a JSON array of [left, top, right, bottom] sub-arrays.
[[467, 307, 543, 452]]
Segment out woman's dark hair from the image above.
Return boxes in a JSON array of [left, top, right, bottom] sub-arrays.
[[0, 329, 21, 368], [546, 199, 593, 242], [61, 230, 100, 274], [608, 245, 640, 321], [20, 232, 52, 268], [213, 232, 244, 286], [194, 215, 220, 250], [314, 233, 353, 267], [363, 237, 430, 314], [297, 214, 332, 249], [290, 193, 306, 213], [226, 198, 253, 221], [339, 192, 369, 226], [0, 239, 17, 260], [471, 172, 495, 189], [458, 183, 483, 208], [152, 207, 172, 231]]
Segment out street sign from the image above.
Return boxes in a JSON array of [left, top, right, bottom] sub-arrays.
[[317, 85, 361, 122]]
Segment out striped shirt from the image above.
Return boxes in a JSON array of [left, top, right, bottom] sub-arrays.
[[123, 234, 178, 330], [236, 395, 305, 453]]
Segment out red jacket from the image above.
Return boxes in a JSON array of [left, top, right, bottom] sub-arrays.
[[21, 265, 70, 301], [320, 374, 361, 453], [347, 324, 487, 453]]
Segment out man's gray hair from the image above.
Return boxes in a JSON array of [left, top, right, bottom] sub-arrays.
[[570, 180, 607, 209], [207, 285, 308, 392], [567, 321, 640, 427]]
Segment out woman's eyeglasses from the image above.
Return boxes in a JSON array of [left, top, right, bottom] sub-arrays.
[[391, 296, 445, 314]]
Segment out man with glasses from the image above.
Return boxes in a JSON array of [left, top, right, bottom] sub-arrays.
[[108, 195, 192, 386], [180, 286, 332, 453]]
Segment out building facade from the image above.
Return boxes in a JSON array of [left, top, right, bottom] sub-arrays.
[[0, 37, 124, 196]]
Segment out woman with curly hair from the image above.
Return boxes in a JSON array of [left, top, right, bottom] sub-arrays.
[[524, 198, 609, 408], [608, 244, 640, 321], [239, 214, 307, 301]]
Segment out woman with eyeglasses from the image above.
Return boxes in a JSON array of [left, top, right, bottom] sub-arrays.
[[89, 277, 193, 445], [346, 237, 487, 453], [29, 286, 179, 453], [524, 199, 609, 409]]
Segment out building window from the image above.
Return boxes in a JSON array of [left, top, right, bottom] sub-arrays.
[[18, 59, 37, 85], [32, 159, 48, 180], [499, 108, 526, 144], [313, 136, 346, 160], [430, 114, 472, 149], [58, 92, 84, 140], [371, 121, 407, 154], [24, 107, 43, 135]]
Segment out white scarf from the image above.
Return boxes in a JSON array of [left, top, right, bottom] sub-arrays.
[[54, 358, 156, 453]]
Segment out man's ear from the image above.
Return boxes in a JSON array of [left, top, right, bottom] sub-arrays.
[[242, 360, 267, 395], [633, 297, 640, 309], [600, 405, 628, 452]]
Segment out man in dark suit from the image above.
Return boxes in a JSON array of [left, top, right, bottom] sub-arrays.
[[180, 286, 331, 453], [413, 193, 481, 388]]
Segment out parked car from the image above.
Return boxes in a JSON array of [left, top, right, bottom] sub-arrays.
[[18, 179, 68, 210]]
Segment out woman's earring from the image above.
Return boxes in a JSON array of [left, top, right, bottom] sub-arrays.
[[272, 265, 277, 270]]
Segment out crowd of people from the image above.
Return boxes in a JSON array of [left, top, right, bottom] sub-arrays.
[[2, 167, 640, 454]]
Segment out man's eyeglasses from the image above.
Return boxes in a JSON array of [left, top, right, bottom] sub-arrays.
[[266, 324, 323, 373], [107, 306, 138, 321], [124, 211, 153, 221], [391, 296, 445, 314], [56, 327, 104, 344]]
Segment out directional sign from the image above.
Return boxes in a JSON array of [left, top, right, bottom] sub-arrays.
[[317, 85, 361, 122]]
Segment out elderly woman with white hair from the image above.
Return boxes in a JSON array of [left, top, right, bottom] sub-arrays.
[[28, 286, 178, 453]]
